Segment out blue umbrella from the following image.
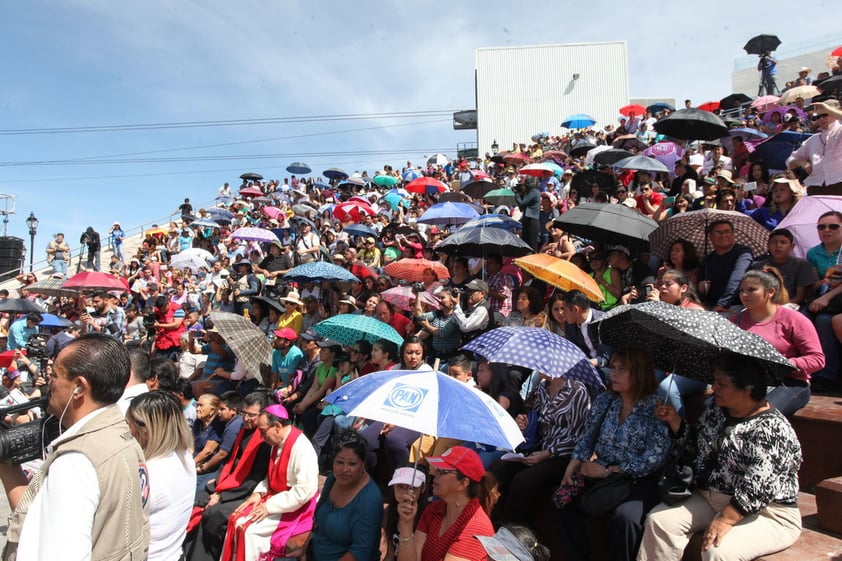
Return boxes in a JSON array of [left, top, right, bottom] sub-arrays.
[[37, 314, 72, 328], [752, 131, 813, 170], [313, 182, 331, 190], [191, 218, 220, 228], [402, 169, 423, 181], [342, 223, 378, 239], [325, 369, 524, 449], [561, 113, 597, 129], [205, 207, 234, 220], [283, 262, 359, 283], [460, 214, 522, 232], [373, 175, 398, 187], [286, 162, 312, 175], [384, 192, 410, 211], [462, 327, 604, 387], [416, 202, 480, 226], [312, 314, 403, 348], [387, 187, 411, 198], [323, 168, 349, 181], [647, 102, 674, 114]]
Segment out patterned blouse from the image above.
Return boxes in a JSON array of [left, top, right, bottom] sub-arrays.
[[572, 392, 671, 478], [678, 404, 801, 515], [532, 379, 591, 457]]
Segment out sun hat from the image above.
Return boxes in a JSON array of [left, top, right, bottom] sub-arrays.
[[281, 290, 304, 307]]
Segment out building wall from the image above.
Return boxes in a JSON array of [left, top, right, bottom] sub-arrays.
[[475, 42, 629, 156]]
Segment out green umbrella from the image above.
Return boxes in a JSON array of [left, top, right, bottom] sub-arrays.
[[483, 188, 516, 206], [373, 175, 399, 187], [312, 314, 403, 348]]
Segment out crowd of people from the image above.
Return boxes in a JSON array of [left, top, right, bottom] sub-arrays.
[[2, 84, 841, 561]]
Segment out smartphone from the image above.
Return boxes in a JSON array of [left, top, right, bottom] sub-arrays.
[[743, 181, 757, 192]]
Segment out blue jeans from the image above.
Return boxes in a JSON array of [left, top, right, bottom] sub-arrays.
[[52, 259, 68, 277], [113, 243, 123, 262], [767, 383, 811, 416], [808, 313, 840, 387]]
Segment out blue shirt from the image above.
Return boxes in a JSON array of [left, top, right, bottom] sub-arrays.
[[272, 346, 304, 386], [200, 342, 235, 378], [219, 415, 244, 454], [8, 321, 36, 350], [806, 243, 841, 279], [311, 474, 383, 561]]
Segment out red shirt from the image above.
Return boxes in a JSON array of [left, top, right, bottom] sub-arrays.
[[388, 312, 411, 338], [634, 191, 664, 215], [417, 499, 493, 561]]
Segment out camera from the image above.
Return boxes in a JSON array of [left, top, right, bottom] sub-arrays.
[[451, 288, 463, 295], [142, 313, 157, 332], [25, 335, 48, 363], [0, 398, 60, 464], [411, 282, 425, 294]]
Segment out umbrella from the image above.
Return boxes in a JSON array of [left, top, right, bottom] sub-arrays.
[[648, 208, 770, 260], [592, 301, 793, 384], [643, 142, 685, 170], [37, 314, 72, 328], [619, 104, 646, 117], [144, 227, 168, 237], [611, 135, 649, 152], [324, 369, 524, 450], [208, 312, 270, 383], [561, 114, 596, 129], [483, 188, 517, 207], [697, 101, 720, 112], [437, 191, 472, 203], [238, 187, 263, 197], [170, 252, 211, 273], [205, 207, 235, 220], [743, 34, 781, 56], [402, 169, 424, 182], [718, 93, 752, 110], [568, 144, 596, 159], [462, 327, 604, 387], [541, 149, 568, 161], [387, 187, 410, 198], [312, 314, 403, 348], [647, 102, 674, 114], [569, 169, 616, 192], [416, 202, 479, 225], [262, 206, 284, 221], [653, 108, 729, 141], [751, 131, 812, 170], [384, 258, 450, 282], [240, 172, 263, 181], [283, 262, 360, 283], [519, 163, 555, 177], [384, 192, 411, 210], [342, 223, 378, 239], [292, 204, 317, 217], [382, 223, 423, 240], [513, 254, 603, 303], [381, 286, 440, 312], [323, 168, 349, 181], [779, 85, 822, 105], [286, 162, 312, 175], [728, 128, 767, 142], [817, 74, 842, 93], [191, 218, 221, 228], [461, 179, 497, 199], [436, 226, 533, 257], [63, 271, 127, 291], [26, 277, 78, 298], [251, 196, 273, 205], [333, 201, 375, 223], [373, 175, 399, 188], [460, 214, 522, 233], [501, 153, 531, 165], [426, 153, 451, 167], [776, 196, 842, 258], [552, 202, 659, 251], [612, 155, 670, 174], [0, 299, 47, 314], [230, 227, 279, 243], [593, 149, 634, 167], [406, 177, 448, 195], [751, 95, 780, 111], [180, 247, 215, 261]]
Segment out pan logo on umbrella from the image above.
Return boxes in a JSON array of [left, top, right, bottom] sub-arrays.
[[384, 384, 428, 412]]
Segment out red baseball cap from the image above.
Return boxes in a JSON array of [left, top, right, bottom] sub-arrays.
[[427, 446, 485, 482], [272, 327, 298, 341]]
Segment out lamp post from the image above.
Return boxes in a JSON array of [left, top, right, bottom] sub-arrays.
[[26, 212, 38, 273], [491, 140, 499, 155]]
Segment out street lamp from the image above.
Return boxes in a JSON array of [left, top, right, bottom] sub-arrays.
[[491, 139, 499, 155], [25, 211, 38, 273]]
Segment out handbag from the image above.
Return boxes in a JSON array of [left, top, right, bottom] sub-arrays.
[[657, 459, 694, 505], [578, 472, 633, 517]]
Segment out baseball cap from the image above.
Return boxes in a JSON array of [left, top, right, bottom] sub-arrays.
[[427, 446, 485, 482], [465, 279, 489, 293], [300, 329, 322, 342], [272, 327, 298, 341], [388, 467, 427, 488], [606, 245, 631, 257], [316, 339, 342, 352]]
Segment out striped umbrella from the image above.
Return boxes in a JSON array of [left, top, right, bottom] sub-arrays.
[[209, 312, 270, 383], [26, 277, 78, 298]]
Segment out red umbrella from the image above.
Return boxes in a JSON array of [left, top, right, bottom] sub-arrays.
[[405, 177, 448, 194], [619, 104, 647, 117], [63, 271, 129, 291], [238, 187, 263, 197], [333, 201, 375, 223], [384, 258, 450, 282], [502, 153, 532, 165], [381, 286, 440, 312], [831, 46, 842, 57], [541, 150, 568, 160], [472, 170, 490, 180], [697, 101, 720, 112]]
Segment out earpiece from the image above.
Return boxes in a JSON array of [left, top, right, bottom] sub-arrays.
[[73, 386, 83, 395]]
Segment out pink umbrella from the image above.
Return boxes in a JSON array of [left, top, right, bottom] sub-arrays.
[[238, 187, 263, 197], [643, 142, 685, 172], [381, 286, 440, 312], [776, 196, 842, 258], [63, 271, 129, 291], [751, 95, 780, 111], [262, 206, 283, 220]]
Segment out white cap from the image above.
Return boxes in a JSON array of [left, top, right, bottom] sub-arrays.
[[388, 467, 426, 488]]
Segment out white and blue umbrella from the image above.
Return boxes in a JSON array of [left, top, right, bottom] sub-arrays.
[[462, 327, 604, 387], [205, 207, 235, 220], [416, 201, 480, 225], [191, 218, 221, 229], [402, 169, 423, 182], [460, 213, 522, 232], [325, 369, 525, 450], [283, 262, 359, 283], [387, 187, 411, 198]]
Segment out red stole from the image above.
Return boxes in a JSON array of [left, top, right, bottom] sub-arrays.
[[216, 427, 263, 493]]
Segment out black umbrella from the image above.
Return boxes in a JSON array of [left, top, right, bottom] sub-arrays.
[[461, 179, 497, 199], [569, 144, 596, 158], [719, 93, 752, 110], [816, 74, 842, 93], [436, 227, 533, 257], [743, 34, 781, 56], [591, 301, 794, 384], [0, 298, 47, 314], [570, 170, 616, 192], [438, 191, 472, 203], [552, 202, 658, 251], [593, 149, 634, 166], [250, 295, 284, 314], [240, 172, 263, 181], [382, 223, 426, 242], [653, 108, 729, 141], [290, 216, 316, 229], [611, 135, 649, 152]]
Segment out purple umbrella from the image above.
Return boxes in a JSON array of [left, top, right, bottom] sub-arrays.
[[776, 196, 842, 258], [643, 142, 685, 172], [230, 227, 280, 243]]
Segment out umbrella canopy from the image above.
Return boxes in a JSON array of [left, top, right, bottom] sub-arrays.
[[697, 101, 720, 112], [312, 314, 403, 348], [460, 214, 522, 233], [592, 301, 793, 384], [743, 34, 781, 55], [611, 135, 649, 152], [283, 262, 360, 283], [251, 196, 273, 205], [561, 114, 596, 129], [552, 202, 659, 251], [541, 149, 568, 161], [192, 218, 221, 229], [205, 207, 235, 220], [416, 202, 479, 225], [777, 196, 842, 258], [461, 179, 497, 199], [384, 258, 450, 282], [437, 191, 472, 203], [646, 102, 674, 114], [436, 226, 533, 257], [501, 153, 531, 165], [406, 177, 448, 195], [26, 277, 78, 298], [648, 208, 770, 260], [462, 327, 603, 387], [325, 369, 524, 450], [643, 142, 685, 170], [240, 172, 263, 181], [751, 95, 780, 111], [619, 104, 646, 117], [817, 73, 842, 93], [513, 254, 603, 303], [383, 192, 411, 210], [612, 155, 670, 174], [342, 223, 378, 239], [323, 168, 349, 181], [593, 149, 634, 167], [250, 295, 284, 315], [569, 170, 616, 192], [208, 312, 269, 383], [0, 298, 47, 314], [286, 162, 312, 175], [779, 85, 822, 105], [751, 131, 813, 170], [569, 143, 596, 158], [37, 314, 72, 328], [238, 187, 263, 197], [180, 248, 215, 262], [262, 206, 284, 221], [426, 153, 451, 167], [719, 93, 752, 110], [728, 128, 767, 142], [170, 252, 211, 273], [519, 163, 555, 177], [483, 188, 516, 207], [230, 227, 280, 243], [333, 201, 375, 223], [373, 175, 399, 187], [381, 286, 440, 312], [63, 271, 127, 291], [653, 108, 729, 141], [402, 169, 424, 182]]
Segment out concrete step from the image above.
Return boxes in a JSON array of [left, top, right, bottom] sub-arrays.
[[790, 394, 842, 491]]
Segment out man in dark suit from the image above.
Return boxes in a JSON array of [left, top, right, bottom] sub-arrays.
[[561, 290, 612, 372]]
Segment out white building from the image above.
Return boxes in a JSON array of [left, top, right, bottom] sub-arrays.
[[475, 41, 629, 156]]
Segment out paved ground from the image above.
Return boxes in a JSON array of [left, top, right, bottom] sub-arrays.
[[0, 488, 9, 549]]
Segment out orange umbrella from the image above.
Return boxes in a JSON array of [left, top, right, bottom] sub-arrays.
[[383, 258, 450, 282], [514, 254, 603, 303], [144, 227, 168, 237]]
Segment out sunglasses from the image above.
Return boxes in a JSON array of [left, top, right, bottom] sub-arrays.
[[810, 113, 829, 122], [817, 223, 841, 231]]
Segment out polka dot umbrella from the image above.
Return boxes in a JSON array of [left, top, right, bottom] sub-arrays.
[[591, 301, 794, 385]]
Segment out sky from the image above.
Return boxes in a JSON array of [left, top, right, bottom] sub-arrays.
[[0, 0, 839, 260]]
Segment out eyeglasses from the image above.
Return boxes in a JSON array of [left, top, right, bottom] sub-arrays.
[[810, 113, 829, 122], [817, 223, 841, 231], [616, 190, 626, 194], [434, 469, 459, 477], [242, 412, 260, 419]]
